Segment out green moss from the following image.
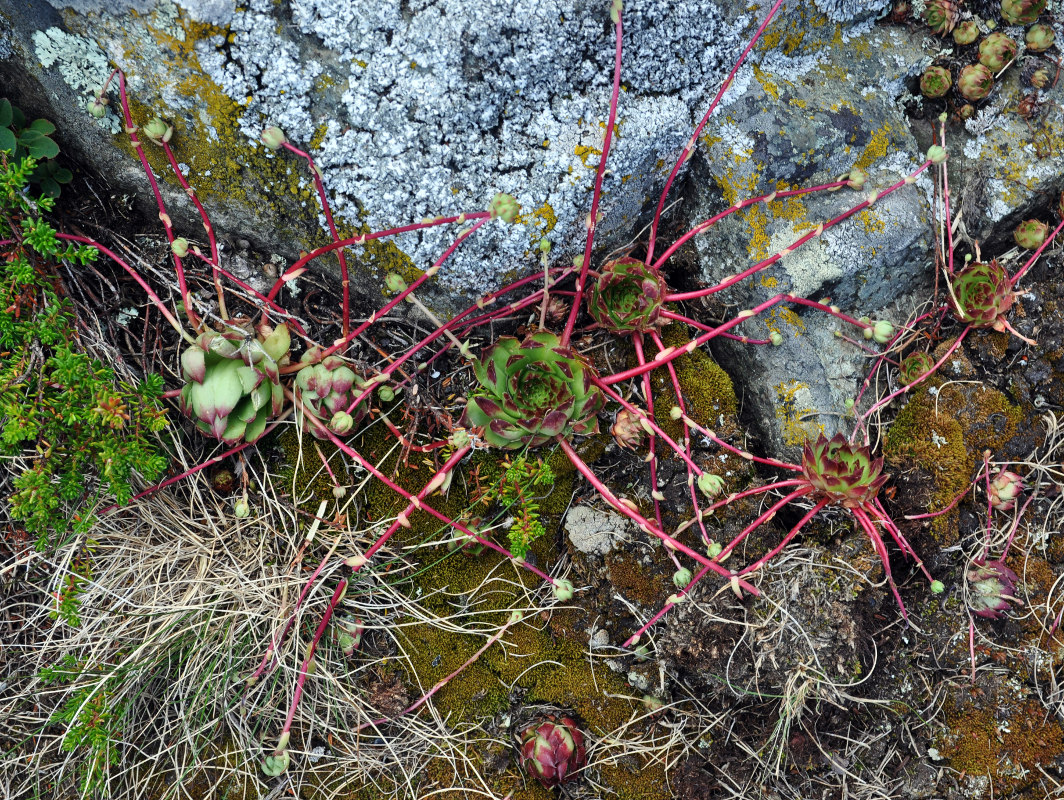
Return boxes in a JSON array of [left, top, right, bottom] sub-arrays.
[[598, 759, 671, 800], [884, 378, 1021, 543], [938, 693, 1064, 795], [657, 324, 738, 425]]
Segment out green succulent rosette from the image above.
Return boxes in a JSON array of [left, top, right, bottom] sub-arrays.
[[294, 347, 371, 439], [949, 259, 1014, 329], [465, 331, 605, 449], [920, 66, 952, 99], [977, 33, 1017, 73], [898, 351, 936, 386], [1001, 0, 1046, 26], [800, 433, 888, 508], [957, 64, 994, 102], [179, 322, 290, 444], [588, 257, 668, 333], [923, 0, 958, 35]]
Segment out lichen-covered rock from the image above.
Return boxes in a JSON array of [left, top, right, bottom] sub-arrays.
[[687, 11, 933, 457], [1, 0, 793, 310]]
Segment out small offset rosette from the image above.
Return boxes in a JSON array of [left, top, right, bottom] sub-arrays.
[[294, 347, 371, 439], [800, 433, 888, 509]]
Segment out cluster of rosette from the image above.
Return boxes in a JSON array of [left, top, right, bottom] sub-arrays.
[[179, 322, 290, 444], [293, 346, 371, 439], [464, 331, 605, 449]]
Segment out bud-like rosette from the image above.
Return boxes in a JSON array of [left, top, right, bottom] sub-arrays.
[[1014, 219, 1048, 250], [920, 65, 952, 98], [923, 0, 959, 35], [330, 616, 364, 657], [899, 351, 936, 386], [464, 331, 605, 449], [952, 20, 979, 46], [967, 558, 1020, 618], [588, 257, 668, 333], [179, 322, 290, 444], [1001, 0, 1046, 25], [1026, 24, 1055, 54], [490, 192, 520, 223], [1029, 66, 1052, 90], [448, 518, 487, 557], [957, 64, 994, 102], [142, 117, 173, 144], [800, 434, 888, 508], [294, 347, 371, 439], [610, 408, 645, 450], [988, 470, 1024, 512], [948, 259, 1014, 330], [978, 33, 1017, 73], [518, 715, 587, 787], [261, 125, 287, 150]]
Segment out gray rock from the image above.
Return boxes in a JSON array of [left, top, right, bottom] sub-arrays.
[[686, 14, 935, 457], [565, 504, 630, 556], [0, 0, 778, 309]]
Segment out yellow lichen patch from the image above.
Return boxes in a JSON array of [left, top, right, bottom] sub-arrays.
[[855, 208, 885, 235], [768, 190, 809, 227], [574, 144, 602, 167], [744, 204, 771, 260], [884, 377, 1021, 544], [763, 306, 806, 339], [517, 202, 557, 244], [752, 65, 780, 100], [853, 124, 891, 171], [775, 381, 822, 446]]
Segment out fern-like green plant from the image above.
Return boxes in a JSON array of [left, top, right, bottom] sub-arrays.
[[469, 454, 555, 559]]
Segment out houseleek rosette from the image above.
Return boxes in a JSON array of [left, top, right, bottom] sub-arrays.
[[518, 715, 587, 787], [465, 331, 605, 449], [294, 347, 370, 438], [949, 259, 1014, 330], [179, 322, 290, 444], [898, 351, 936, 386], [967, 558, 1020, 618], [800, 433, 888, 508], [588, 257, 668, 333]]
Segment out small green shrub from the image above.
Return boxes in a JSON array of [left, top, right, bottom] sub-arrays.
[[0, 152, 169, 548]]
